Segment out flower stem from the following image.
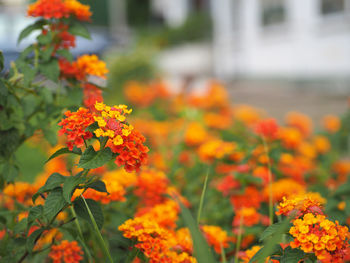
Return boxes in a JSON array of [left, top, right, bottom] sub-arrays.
[[234, 215, 243, 263], [262, 137, 274, 225], [80, 194, 114, 263], [70, 206, 93, 263], [197, 168, 210, 224]]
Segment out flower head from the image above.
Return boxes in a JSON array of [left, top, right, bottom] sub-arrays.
[[58, 107, 94, 151], [49, 240, 84, 263]]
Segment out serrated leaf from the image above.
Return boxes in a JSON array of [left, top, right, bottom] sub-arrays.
[[33, 173, 66, 203], [13, 218, 27, 235], [26, 228, 44, 253], [17, 19, 46, 44], [280, 247, 306, 263], [46, 147, 82, 163], [73, 197, 104, 229], [39, 59, 59, 81], [27, 205, 43, 229], [87, 180, 108, 193], [259, 222, 291, 242], [43, 187, 68, 222], [178, 200, 216, 263], [78, 146, 113, 169], [68, 22, 91, 39], [63, 173, 85, 203]]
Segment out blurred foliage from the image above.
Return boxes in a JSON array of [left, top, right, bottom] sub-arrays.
[[104, 46, 158, 105], [137, 11, 213, 48]]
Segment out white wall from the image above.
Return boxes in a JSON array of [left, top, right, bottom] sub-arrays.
[[211, 0, 350, 79]]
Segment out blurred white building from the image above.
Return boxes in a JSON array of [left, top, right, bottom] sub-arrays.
[[210, 0, 350, 79]]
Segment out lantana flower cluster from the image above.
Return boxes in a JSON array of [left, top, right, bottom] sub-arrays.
[[27, 0, 91, 21]]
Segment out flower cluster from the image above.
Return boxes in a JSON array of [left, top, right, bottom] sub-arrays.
[[290, 213, 350, 262], [93, 102, 149, 172], [49, 240, 84, 263], [58, 107, 94, 151], [27, 0, 91, 21], [276, 193, 326, 218]]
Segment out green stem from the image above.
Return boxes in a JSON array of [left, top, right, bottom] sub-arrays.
[[220, 242, 227, 263], [80, 194, 113, 263], [197, 168, 210, 224], [234, 215, 243, 263], [262, 137, 274, 225]]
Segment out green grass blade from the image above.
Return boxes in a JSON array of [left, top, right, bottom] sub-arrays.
[[197, 168, 210, 224], [178, 200, 216, 263]]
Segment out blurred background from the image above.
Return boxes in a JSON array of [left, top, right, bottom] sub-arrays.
[[1, 0, 350, 122]]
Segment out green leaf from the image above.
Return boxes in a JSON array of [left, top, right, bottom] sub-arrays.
[[334, 182, 350, 196], [43, 187, 68, 222], [40, 45, 55, 62], [39, 59, 59, 81], [63, 173, 85, 203], [73, 197, 104, 229], [37, 32, 52, 45], [33, 173, 66, 203], [86, 122, 99, 133], [280, 247, 306, 263], [43, 127, 57, 146], [178, 200, 216, 263], [56, 49, 73, 62], [15, 60, 37, 87], [249, 219, 291, 263], [2, 162, 19, 182], [17, 19, 46, 44], [87, 180, 108, 193], [0, 78, 8, 105], [78, 146, 113, 169], [27, 205, 43, 229], [68, 22, 91, 39], [26, 228, 44, 253], [259, 221, 291, 242], [46, 147, 82, 163]]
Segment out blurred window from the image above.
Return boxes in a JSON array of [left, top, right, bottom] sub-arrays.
[[321, 0, 345, 15], [261, 0, 286, 26]]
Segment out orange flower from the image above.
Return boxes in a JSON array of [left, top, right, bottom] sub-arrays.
[[201, 225, 230, 254], [254, 118, 279, 140], [322, 114, 341, 133], [49, 240, 84, 263], [184, 122, 208, 146], [64, 0, 92, 21], [285, 111, 313, 138], [135, 200, 179, 229], [93, 102, 149, 173], [58, 107, 94, 151], [289, 213, 350, 263], [313, 135, 331, 154], [233, 207, 260, 227], [28, 0, 91, 21], [276, 193, 325, 217], [197, 139, 236, 162], [134, 169, 169, 206], [76, 54, 108, 79], [28, 0, 69, 19], [278, 127, 303, 149], [264, 179, 305, 202], [233, 105, 262, 126]]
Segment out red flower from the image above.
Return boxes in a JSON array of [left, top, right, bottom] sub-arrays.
[[254, 118, 279, 140], [58, 108, 94, 150], [49, 240, 83, 263]]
